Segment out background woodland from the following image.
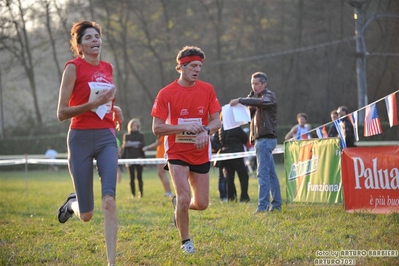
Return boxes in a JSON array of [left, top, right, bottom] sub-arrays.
[[0, 0, 398, 139]]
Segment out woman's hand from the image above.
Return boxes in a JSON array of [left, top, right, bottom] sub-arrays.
[[96, 86, 116, 106], [113, 105, 124, 131]]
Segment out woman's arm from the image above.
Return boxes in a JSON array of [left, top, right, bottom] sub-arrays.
[[143, 138, 160, 151], [285, 125, 298, 140], [113, 105, 124, 131]]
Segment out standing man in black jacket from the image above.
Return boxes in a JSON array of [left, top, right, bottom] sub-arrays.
[[229, 72, 282, 214]]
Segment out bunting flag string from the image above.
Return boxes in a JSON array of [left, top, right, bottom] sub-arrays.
[[301, 90, 398, 148]]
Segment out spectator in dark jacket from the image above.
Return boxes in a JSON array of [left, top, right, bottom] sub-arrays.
[[230, 71, 281, 213], [328, 109, 339, 137], [122, 118, 145, 198], [213, 120, 250, 202]]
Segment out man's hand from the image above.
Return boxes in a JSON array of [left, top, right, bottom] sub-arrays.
[[184, 123, 204, 134], [194, 131, 209, 150], [184, 123, 209, 150], [230, 98, 240, 106]]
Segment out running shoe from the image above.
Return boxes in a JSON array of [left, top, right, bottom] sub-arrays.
[[181, 240, 196, 254], [57, 192, 76, 223]]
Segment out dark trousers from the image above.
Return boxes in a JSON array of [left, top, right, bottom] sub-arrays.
[[218, 167, 227, 199], [128, 164, 143, 197], [223, 158, 250, 202]]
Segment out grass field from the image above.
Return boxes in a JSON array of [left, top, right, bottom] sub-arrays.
[[1, 165, 398, 265]]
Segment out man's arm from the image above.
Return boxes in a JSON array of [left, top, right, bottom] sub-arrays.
[[240, 97, 275, 108], [207, 112, 221, 135], [230, 92, 276, 108], [152, 117, 205, 136]]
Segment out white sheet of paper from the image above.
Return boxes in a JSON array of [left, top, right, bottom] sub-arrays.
[[222, 104, 251, 130], [232, 104, 251, 122], [88, 82, 114, 119], [96, 104, 108, 120]]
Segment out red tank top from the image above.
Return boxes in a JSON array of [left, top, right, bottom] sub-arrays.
[[66, 57, 115, 129]]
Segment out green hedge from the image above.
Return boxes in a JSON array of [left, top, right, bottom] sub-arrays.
[[1, 123, 398, 156], [0, 131, 156, 156]]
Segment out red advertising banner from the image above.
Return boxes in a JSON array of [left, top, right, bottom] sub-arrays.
[[342, 146, 399, 213]]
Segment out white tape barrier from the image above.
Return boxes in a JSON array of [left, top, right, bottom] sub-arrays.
[[0, 159, 27, 166], [0, 147, 284, 166]]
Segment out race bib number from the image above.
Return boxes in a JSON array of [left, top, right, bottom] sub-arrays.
[[175, 118, 202, 143]]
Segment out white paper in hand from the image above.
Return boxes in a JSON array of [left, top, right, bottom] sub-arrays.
[[88, 82, 114, 119], [96, 105, 108, 120], [232, 104, 251, 122], [222, 104, 251, 130]]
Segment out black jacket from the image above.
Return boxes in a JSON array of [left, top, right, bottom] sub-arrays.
[[212, 126, 248, 154], [239, 89, 278, 143], [121, 131, 145, 159], [328, 124, 338, 137], [341, 117, 356, 147]]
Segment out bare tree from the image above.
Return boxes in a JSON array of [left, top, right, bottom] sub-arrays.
[[0, 0, 398, 136], [51, 0, 70, 38], [99, 1, 133, 118], [42, 0, 62, 80], [0, 0, 43, 126], [198, 0, 227, 99]]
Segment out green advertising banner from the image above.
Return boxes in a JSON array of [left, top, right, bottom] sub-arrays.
[[285, 138, 342, 203]]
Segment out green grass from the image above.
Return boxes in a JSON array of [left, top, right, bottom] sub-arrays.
[[1, 165, 398, 265]]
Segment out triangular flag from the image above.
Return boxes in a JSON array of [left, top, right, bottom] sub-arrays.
[[364, 104, 383, 137], [384, 93, 398, 127], [348, 111, 359, 141], [316, 126, 328, 139], [333, 119, 346, 149], [301, 133, 311, 139]]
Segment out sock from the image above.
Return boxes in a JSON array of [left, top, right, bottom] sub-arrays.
[[182, 239, 191, 245], [66, 201, 74, 214]]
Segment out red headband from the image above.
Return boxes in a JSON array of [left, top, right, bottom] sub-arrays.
[[178, 55, 203, 65]]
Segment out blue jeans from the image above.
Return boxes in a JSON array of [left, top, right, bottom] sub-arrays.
[[255, 138, 282, 211]]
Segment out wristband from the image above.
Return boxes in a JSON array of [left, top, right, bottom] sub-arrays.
[[203, 126, 210, 135]]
